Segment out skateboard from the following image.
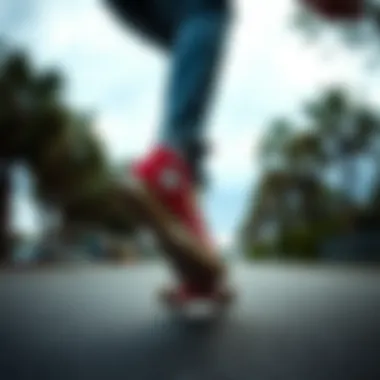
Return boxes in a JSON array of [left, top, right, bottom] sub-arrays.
[[158, 285, 235, 322], [121, 178, 226, 290]]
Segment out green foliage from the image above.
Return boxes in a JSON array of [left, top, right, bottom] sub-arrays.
[[258, 118, 295, 171], [246, 215, 347, 261], [0, 45, 134, 236], [248, 242, 276, 260], [242, 85, 380, 261], [279, 216, 345, 259], [279, 226, 318, 259]]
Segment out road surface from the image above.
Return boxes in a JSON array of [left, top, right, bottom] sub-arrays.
[[0, 262, 379, 380]]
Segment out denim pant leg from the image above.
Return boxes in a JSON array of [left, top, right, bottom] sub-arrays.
[[159, 3, 230, 152], [105, 0, 231, 184], [105, 1, 230, 150]]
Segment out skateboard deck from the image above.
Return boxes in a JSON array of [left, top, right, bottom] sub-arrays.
[[122, 178, 225, 288], [158, 286, 235, 321]]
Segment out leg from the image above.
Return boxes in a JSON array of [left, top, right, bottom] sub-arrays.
[[133, 1, 232, 295], [160, 0, 231, 186], [104, 0, 231, 185], [105, 0, 232, 292]]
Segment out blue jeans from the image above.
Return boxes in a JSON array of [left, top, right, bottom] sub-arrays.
[[105, 0, 232, 185]]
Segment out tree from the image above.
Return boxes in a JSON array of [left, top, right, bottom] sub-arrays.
[[258, 118, 295, 171], [243, 116, 326, 257], [303, 87, 379, 206], [241, 85, 380, 260], [0, 46, 35, 263], [0, 45, 138, 264]]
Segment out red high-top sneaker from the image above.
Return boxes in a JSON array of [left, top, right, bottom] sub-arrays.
[[132, 145, 213, 250], [131, 145, 225, 301]]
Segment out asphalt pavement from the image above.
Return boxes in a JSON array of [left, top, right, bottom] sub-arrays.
[[0, 262, 379, 380]]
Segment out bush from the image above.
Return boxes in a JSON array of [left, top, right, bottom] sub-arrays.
[[278, 216, 345, 260], [248, 242, 277, 260]]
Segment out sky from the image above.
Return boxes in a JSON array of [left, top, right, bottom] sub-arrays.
[[2, 0, 380, 245]]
